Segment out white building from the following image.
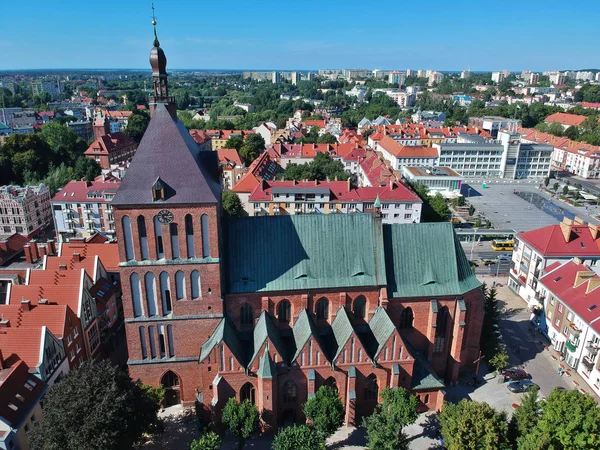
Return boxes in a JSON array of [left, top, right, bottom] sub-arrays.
[[491, 72, 506, 83], [291, 72, 300, 86], [401, 166, 463, 198], [576, 71, 595, 82], [548, 71, 566, 85], [0, 185, 52, 238], [376, 136, 439, 170], [51, 180, 120, 241], [345, 86, 368, 102]]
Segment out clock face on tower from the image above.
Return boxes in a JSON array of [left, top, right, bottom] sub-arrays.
[[157, 209, 174, 224]]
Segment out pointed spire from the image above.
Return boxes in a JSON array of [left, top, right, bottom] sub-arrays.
[[151, 3, 159, 47], [374, 194, 381, 209]]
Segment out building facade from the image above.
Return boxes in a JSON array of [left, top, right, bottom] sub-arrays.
[[0, 185, 52, 238]]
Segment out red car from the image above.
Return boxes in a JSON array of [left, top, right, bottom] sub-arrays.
[[504, 368, 530, 382]]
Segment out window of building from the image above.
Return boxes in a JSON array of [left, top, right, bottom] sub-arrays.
[[170, 223, 180, 259], [399, 307, 414, 329], [550, 296, 555, 305], [548, 310, 553, 320], [131, 273, 143, 317], [185, 214, 195, 258], [404, 213, 412, 220], [434, 306, 449, 353], [555, 318, 561, 327], [144, 272, 157, 316], [278, 300, 291, 323], [88, 324, 100, 352], [241, 382, 256, 404], [167, 325, 175, 357], [137, 216, 149, 260], [316, 297, 329, 321], [364, 374, 378, 401], [201, 214, 210, 258], [353, 296, 366, 319], [154, 216, 164, 259], [158, 325, 167, 358], [283, 380, 297, 403], [122, 216, 135, 261], [175, 271, 185, 300], [240, 303, 253, 326], [160, 272, 172, 315], [148, 326, 157, 358], [558, 303, 564, 313], [191, 270, 201, 299], [566, 311, 574, 322]]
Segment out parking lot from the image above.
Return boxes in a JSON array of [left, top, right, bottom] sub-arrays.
[[462, 181, 599, 232]]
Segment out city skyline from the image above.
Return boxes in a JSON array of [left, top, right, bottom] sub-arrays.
[[1, 0, 599, 71]]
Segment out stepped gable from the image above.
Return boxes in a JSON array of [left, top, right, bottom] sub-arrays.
[[112, 103, 220, 207]]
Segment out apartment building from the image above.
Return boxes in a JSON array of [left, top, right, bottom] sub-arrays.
[[248, 179, 422, 224], [84, 113, 138, 170], [508, 218, 600, 307], [206, 129, 254, 150], [377, 136, 439, 170], [51, 180, 120, 240], [467, 116, 521, 138], [402, 166, 463, 197], [0, 185, 52, 238], [538, 259, 600, 397]]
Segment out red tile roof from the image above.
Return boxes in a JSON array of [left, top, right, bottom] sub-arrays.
[[303, 120, 326, 129], [0, 327, 44, 369], [359, 150, 400, 186], [60, 242, 119, 272], [232, 150, 281, 194], [520, 127, 600, 157], [581, 102, 600, 110], [217, 148, 243, 166], [540, 260, 600, 332], [10, 284, 81, 314], [378, 136, 439, 158], [52, 180, 120, 203], [84, 132, 137, 157], [545, 112, 586, 127], [0, 234, 28, 265], [189, 129, 211, 145], [518, 224, 600, 257], [0, 359, 45, 428]]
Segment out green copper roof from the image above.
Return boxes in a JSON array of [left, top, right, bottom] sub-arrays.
[[368, 307, 396, 360], [411, 351, 445, 390], [199, 317, 245, 365], [330, 307, 355, 363], [257, 343, 275, 379], [224, 214, 387, 294], [291, 309, 319, 362], [383, 222, 481, 298], [249, 311, 287, 367]]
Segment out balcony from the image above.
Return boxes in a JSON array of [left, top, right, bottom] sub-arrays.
[[582, 356, 595, 372], [585, 342, 599, 355], [566, 340, 578, 353], [569, 323, 582, 337]]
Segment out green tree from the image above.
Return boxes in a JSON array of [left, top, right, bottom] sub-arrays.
[[29, 361, 161, 450], [303, 386, 344, 438], [362, 128, 375, 139], [475, 217, 482, 228], [189, 431, 222, 450], [468, 204, 476, 216], [282, 152, 350, 182], [41, 122, 85, 165], [363, 387, 419, 450], [581, 115, 599, 133], [73, 156, 101, 181], [142, 384, 166, 409], [439, 399, 509, 450], [221, 398, 258, 449], [316, 133, 338, 144], [429, 193, 451, 220], [546, 122, 564, 136], [225, 135, 244, 151], [489, 343, 510, 373], [508, 385, 539, 446], [451, 196, 466, 207], [222, 190, 244, 217], [563, 185, 569, 196], [125, 112, 150, 142], [553, 182, 559, 192], [543, 177, 550, 187], [564, 126, 580, 140], [517, 389, 600, 450], [481, 285, 502, 360], [272, 425, 325, 450], [37, 164, 76, 195], [239, 133, 265, 163]]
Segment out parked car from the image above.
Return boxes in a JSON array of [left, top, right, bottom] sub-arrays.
[[504, 368, 531, 382], [507, 380, 539, 393], [497, 254, 512, 261], [482, 259, 496, 266]]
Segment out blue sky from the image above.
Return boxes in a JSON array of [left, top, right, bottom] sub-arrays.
[[0, 0, 598, 71]]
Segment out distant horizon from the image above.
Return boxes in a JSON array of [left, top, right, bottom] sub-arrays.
[[1, 0, 598, 71]]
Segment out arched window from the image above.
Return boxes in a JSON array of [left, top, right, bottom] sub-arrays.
[[122, 216, 134, 261], [175, 271, 185, 300], [170, 223, 180, 259], [364, 374, 378, 401], [424, 394, 430, 404], [353, 296, 366, 319], [185, 214, 195, 258], [159, 271, 172, 315], [240, 382, 256, 404], [278, 300, 291, 323], [325, 377, 338, 392], [201, 214, 210, 258], [316, 297, 329, 321], [191, 270, 200, 299], [137, 216, 149, 260], [130, 273, 142, 317], [283, 380, 297, 403], [153, 216, 164, 259], [240, 303, 253, 326], [166, 324, 175, 357], [161, 370, 180, 388], [399, 307, 414, 329], [144, 272, 157, 316], [434, 306, 449, 353]]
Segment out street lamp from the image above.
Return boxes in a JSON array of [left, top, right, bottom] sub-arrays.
[[470, 228, 478, 260], [468, 187, 472, 198]]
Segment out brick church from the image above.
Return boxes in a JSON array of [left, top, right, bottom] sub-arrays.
[[112, 27, 485, 429]]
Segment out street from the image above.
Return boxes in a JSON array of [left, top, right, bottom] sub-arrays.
[[461, 240, 512, 276]]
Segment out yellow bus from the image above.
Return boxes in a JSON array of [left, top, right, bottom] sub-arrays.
[[491, 239, 514, 251]]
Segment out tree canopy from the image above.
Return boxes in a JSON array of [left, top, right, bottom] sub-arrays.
[[29, 361, 161, 450], [272, 425, 325, 450], [281, 152, 350, 182], [303, 386, 344, 438], [239, 133, 265, 164], [189, 431, 221, 450], [221, 398, 258, 448], [222, 190, 244, 217], [125, 111, 150, 142]]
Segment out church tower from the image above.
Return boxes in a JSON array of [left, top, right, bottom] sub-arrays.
[[112, 14, 223, 407]]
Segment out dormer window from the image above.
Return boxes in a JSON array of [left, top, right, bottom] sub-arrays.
[[152, 178, 166, 202]]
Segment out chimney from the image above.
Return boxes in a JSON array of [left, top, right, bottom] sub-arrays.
[[47, 240, 56, 256], [574, 271, 596, 287], [21, 299, 31, 312], [347, 178, 351, 191], [58, 264, 67, 271], [24, 244, 34, 264], [30, 240, 40, 261], [590, 223, 600, 240], [0, 315, 9, 328], [390, 180, 395, 190], [39, 299, 49, 305], [73, 252, 82, 263], [559, 221, 573, 243], [38, 244, 47, 258]]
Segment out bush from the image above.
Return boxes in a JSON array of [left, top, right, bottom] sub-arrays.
[[272, 425, 325, 450], [189, 431, 221, 450]]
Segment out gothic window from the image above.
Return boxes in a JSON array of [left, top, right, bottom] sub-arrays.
[[148, 326, 157, 358], [325, 377, 338, 392], [240, 304, 253, 326], [130, 273, 142, 317], [201, 214, 210, 258], [434, 306, 449, 353], [175, 271, 185, 300], [353, 296, 366, 319], [399, 307, 414, 329], [167, 325, 175, 357], [161, 370, 179, 388], [170, 223, 180, 259], [139, 326, 147, 359], [122, 216, 134, 261], [137, 216, 149, 260], [283, 380, 297, 403], [278, 300, 291, 323], [191, 270, 200, 299], [185, 214, 195, 258], [240, 382, 256, 404], [364, 374, 378, 401], [316, 297, 329, 321], [154, 216, 164, 259], [160, 272, 172, 315], [144, 272, 157, 316]]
